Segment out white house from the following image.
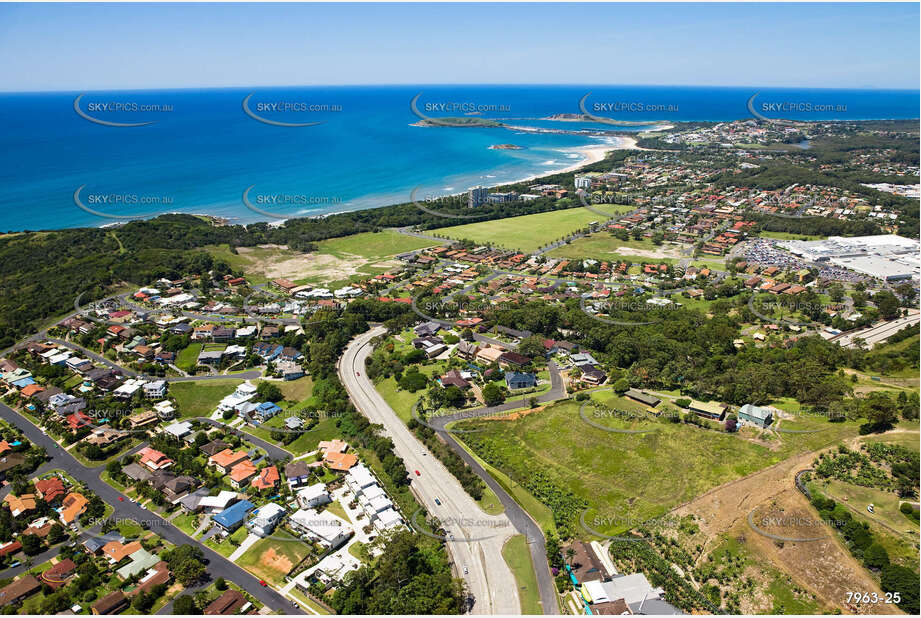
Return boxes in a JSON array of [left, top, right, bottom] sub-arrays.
[[144, 380, 168, 399], [296, 483, 332, 509], [373, 508, 404, 533], [288, 508, 352, 550], [346, 464, 377, 493], [246, 503, 286, 537], [197, 490, 238, 513]]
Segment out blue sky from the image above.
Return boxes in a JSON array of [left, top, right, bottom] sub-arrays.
[[0, 2, 918, 91]]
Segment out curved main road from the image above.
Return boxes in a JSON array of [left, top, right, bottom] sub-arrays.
[[339, 328, 526, 615]]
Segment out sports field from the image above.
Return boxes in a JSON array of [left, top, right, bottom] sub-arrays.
[[435, 206, 632, 253]]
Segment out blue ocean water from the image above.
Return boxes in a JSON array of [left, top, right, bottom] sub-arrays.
[[0, 85, 917, 231]]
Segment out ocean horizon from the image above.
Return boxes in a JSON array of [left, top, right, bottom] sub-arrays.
[[1, 84, 918, 232]]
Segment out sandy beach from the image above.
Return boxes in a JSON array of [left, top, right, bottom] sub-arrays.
[[503, 135, 638, 187]]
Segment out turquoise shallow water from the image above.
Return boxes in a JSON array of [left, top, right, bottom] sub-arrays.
[[0, 85, 916, 231]]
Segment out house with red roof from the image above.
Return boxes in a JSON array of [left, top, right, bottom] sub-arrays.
[[251, 465, 279, 491], [34, 477, 67, 503], [138, 447, 174, 471], [20, 384, 44, 398], [66, 411, 92, 431]]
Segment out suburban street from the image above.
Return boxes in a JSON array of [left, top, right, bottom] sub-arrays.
[[338, 327, 525, 615], [0, 401, 305, 614]]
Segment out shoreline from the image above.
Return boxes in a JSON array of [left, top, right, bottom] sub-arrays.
[[86, 137, 640, 231], [495, 136, 636, 187]]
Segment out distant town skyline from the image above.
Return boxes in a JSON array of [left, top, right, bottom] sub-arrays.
[[0, 2, 919, 92]]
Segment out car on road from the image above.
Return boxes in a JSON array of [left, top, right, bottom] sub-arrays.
[[867, 504, 875, 514], [356, 371, 360, 376], [414, 470, 421, 476], [118, 496, 124, 502], [434, 497, 441, 506], [259, 580, 267, 587], [463, 566, 468, 575]]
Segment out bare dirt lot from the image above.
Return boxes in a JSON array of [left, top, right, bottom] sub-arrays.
[[672, 448, 901, 614], [236, 244, 378, 283], [260, 546, 294, 574]]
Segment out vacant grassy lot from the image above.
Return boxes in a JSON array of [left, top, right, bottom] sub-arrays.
[[171, 378, 242, 417], [759, 231, 826, 241], [455, 399, 860, 537], [314, 229, 439, 259], [502, 535, 544, 614], [236, 529, 313, 586], [245, 415, 340, 455], [547, 232, 686, 263], [436, 206, 631, 253], [375, 376, 424, 423], [176, 343, 203, 371], [205, 230, 436, 287]]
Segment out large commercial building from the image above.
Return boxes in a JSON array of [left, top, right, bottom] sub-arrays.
[[779, 235, 919, 282]]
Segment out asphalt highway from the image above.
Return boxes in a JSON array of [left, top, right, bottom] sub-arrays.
[[338, 327, 525, 615]]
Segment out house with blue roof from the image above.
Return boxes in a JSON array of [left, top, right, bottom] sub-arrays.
[[212, 499, 255, 532], [253, 401, 283, 423], [253, 343, 284, 362], [505, 372, 537, 390]]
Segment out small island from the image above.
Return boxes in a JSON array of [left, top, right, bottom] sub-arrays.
[[411, 117, 503, 128], [544, 113, 589, 121], [488, 143, 523, 150]]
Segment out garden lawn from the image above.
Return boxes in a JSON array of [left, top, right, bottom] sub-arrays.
[[172, 512, 201, 538], [204, 525, 249, 558]]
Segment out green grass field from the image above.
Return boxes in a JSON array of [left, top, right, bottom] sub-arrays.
[[171, 378, 242, 417], [236, 529, 313, 586], [314, 229, 439, 259], [375, 376, 424, 423], [176, 343, 203, 371], [759, 231, 826, 241], [455, 400, 860, 538], [547, 232, 686, 263], [435, 206, 632, 253], [502, 535, 544, 614], [811, 477, 919, 570]]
